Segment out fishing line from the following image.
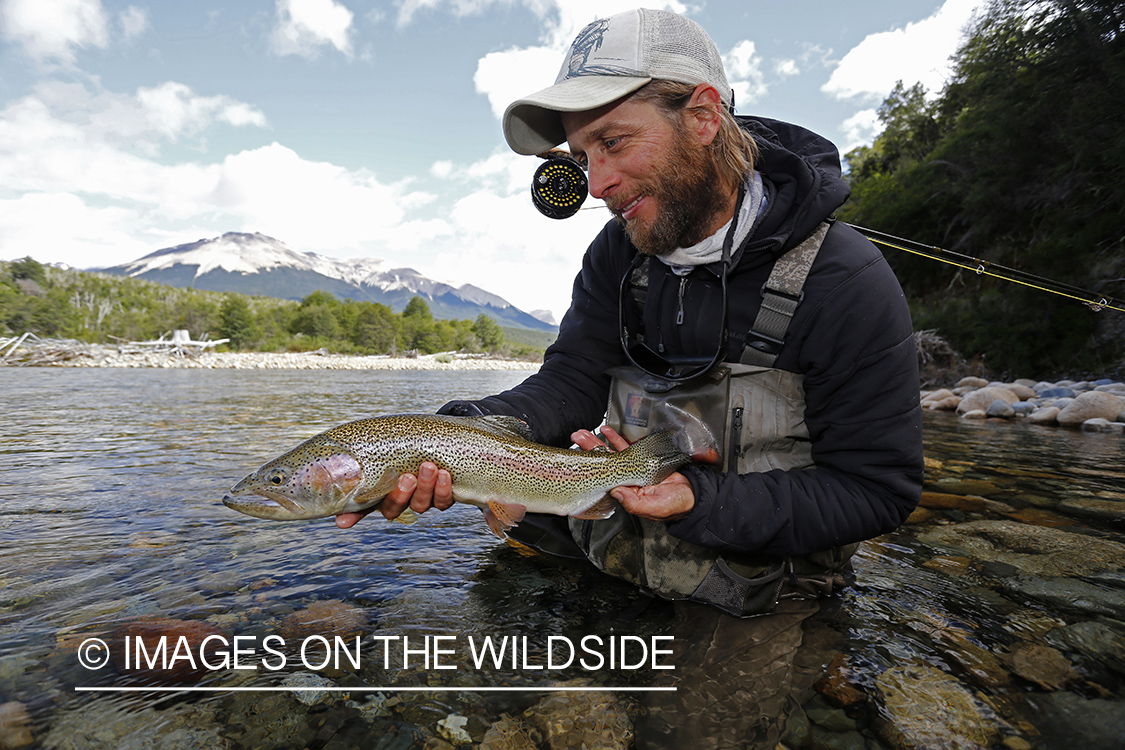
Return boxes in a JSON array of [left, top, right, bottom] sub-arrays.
[[851, 225, 1123, 314]]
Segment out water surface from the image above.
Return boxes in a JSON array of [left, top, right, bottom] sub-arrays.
[[1, 368, 1123, 749]]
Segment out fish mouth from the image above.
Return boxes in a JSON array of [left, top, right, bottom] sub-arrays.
[[222, 491, 308, 520]]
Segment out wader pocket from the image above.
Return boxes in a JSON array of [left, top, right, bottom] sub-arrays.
[[690, 557, 786, 617]]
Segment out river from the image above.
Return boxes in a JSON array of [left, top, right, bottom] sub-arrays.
[[1, 368, 1123, 749]]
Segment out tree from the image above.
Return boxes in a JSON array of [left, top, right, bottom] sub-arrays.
[[472, 314, 505, 351], [351, 303, 398, 352], [219, 295, 257, 350], [840, 0, 1125, 376]]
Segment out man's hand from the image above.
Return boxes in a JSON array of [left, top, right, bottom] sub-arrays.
[[335, 461, 453, 529], [571, 426, 696, 522]]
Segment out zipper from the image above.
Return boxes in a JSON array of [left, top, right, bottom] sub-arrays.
[[675, 277, 687, 325], [727, 406, 744, 470]]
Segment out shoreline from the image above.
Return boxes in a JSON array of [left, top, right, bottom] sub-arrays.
[[1, 341, 542, 371]]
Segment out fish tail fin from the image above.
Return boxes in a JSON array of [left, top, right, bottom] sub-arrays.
[[483, 501, 527, 539], [646, 404, 720, 465]]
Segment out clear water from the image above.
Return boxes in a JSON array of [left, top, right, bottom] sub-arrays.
[[1, 368, 1123, 749]]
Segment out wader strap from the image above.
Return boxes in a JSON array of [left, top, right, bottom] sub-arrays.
[[740, 221, 832, 367]]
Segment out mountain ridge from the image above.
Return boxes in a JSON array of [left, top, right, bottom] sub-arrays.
[[98, 232, 557, 331]]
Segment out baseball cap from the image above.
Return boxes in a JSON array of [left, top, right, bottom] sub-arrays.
[[503, 8, 734, 156]]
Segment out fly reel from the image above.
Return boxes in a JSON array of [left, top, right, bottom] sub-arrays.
[[531, 151, 588, 220]]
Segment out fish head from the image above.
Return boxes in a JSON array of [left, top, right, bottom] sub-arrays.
[[223, 436, 365, 520]]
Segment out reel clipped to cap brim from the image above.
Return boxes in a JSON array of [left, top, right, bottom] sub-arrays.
[[531, 151, 588, 220]]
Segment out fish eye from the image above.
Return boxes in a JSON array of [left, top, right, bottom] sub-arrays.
[[267, 468, 288, 486]]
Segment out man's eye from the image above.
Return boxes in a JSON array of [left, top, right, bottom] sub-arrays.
[[604, 138, 621, 150]]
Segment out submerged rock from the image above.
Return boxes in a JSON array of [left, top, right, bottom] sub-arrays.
[[1001, 642, 1078, 690], [0, 702, 33, 749], [918, 520, 1125, 577], [998, 577, 1125, 619], [874, 663, 1002, 750], [279, 599, 369, 641], [521, 690, 632, 750], [280, 672, 346, 706], [1033, 692, 1125, 750]]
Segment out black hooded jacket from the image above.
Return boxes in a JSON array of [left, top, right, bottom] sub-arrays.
[[448, 116, 923, 558]]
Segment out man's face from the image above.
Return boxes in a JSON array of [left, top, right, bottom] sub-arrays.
[[561, 95, 727, 256]]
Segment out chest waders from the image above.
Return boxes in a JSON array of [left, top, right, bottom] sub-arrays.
[[570, 221, 859, 617]]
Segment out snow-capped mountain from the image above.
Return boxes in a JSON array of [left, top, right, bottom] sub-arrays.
[[99, 232, 557, 331]]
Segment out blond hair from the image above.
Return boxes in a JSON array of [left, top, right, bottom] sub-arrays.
[[631, 80, 758, 190]]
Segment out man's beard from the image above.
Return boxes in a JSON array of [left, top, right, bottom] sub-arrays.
[[610, 129, 728, 257]]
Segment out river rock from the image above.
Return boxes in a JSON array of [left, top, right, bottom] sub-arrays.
[[813, 653, 867, 707], [919, 492, 986, 512], [521, 690, 632, 750], [957, 376, 990, 389], [957, 387, 1020, 415], [918, 520, 1125, 577], [986, 399, 1016, 418], [1081, 418, 1125, 433], [280, 672, 345, 706], [0, 702, 33, 749], [1026, 406, 1060, 425], [1057, 391, 1125, 427], [479, 714, 540, 750], [1034, 692, 1125, 750], [41, 699, 230, 750], [438, 714, 473, 745], [111, 617, 227, 683], [999, 577, 1125, 618], [279, 599, 368, 641], [874, 663, 1001, 750], [1002, 642, 1078, 690], [1000, 383, 1037, 400], [1056, 498, 1125, 523], [922, 388, 956, 404], [1046, 621, 1125, 676]]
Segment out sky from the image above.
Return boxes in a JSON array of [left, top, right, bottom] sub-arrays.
[[0, 0, 989, 323]]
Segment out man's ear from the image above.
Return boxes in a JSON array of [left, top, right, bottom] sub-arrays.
[[685, 83, 724, 147]]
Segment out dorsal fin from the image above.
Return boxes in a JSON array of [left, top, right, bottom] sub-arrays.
[[462, 415, 536, 442]]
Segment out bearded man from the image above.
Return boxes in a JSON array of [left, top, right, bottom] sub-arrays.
[[340, 10, 923, 745]]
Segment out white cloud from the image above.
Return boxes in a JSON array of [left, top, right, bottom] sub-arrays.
[[775, 59, 799, 78], [839, 108, 880, 155], [0, 0, 109, 64], [272, 0, 354, 59], [119, 5, 146, 38], [724, 40, 767, 110], [822, 0, 984, 102]]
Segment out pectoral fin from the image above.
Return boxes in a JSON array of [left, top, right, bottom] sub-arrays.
[[483, 501, 528, 539], [572, 494, 617, 520], [391, 508, 417, 525]]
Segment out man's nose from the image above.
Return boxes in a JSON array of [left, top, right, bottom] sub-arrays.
[[586, 160, 618, 200]]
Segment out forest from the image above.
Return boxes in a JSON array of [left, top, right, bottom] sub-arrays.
[[0, 256, 548, 359], [839, 0, 1124, 377]]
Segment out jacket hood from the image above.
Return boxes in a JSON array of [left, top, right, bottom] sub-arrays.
[[732, 116, 850, 268]]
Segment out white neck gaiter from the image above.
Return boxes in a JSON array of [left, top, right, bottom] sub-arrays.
[[657, 171, 766, 272]]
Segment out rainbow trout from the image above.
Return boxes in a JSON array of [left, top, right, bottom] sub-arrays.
[[223, 413, 716, 538]]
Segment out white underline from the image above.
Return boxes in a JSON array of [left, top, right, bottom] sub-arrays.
[[75, 686, 676, 693]]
